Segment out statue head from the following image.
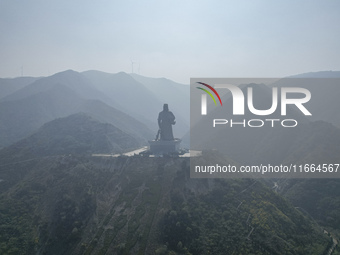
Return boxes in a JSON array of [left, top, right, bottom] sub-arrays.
[[163, 104, 169, 112]]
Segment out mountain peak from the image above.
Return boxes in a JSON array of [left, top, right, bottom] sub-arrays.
[[114, 71, 136, 81], [3, 112, 142, 156], [48, 69, 80, 79]]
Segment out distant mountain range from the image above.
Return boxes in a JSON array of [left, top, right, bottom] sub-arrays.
[[0, 70, 189, 149], [0, 76, 40, 99]]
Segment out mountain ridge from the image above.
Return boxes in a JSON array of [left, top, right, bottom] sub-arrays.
[[0, 83, 153, 148], [0, 112, 141, 158]]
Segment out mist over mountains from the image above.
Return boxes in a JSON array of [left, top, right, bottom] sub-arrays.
[[1, 113, 142, 157], [0, 70, 189, 149], [0, 70, 340, 254], [0, 77, 40, 99]]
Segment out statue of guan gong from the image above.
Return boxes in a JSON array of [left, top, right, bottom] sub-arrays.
[[147, 103, 181, 155], [156, 104, 176, 141]]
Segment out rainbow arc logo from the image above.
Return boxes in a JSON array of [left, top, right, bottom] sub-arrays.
[[196, 82, 222, 106]]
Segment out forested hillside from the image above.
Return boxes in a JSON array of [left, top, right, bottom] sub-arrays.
[[0, 154, 333, 255]]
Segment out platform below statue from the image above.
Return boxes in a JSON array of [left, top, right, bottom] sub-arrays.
[[148, 139, 181, 154]]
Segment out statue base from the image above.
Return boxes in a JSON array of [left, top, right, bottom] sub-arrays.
[[148, 138, 181, 155]]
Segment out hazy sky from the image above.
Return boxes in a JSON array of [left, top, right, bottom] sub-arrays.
[[1, 0, 340, 83]]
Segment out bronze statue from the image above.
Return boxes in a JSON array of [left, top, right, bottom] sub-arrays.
[[157, 104, 176, 141]]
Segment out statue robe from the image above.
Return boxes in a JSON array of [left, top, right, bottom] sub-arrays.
[[158, 110, 175, 141]]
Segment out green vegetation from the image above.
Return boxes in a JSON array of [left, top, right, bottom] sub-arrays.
[[159, 169, 331, 255], [282, 179, 340, 236], [0, 155, 335, 254]]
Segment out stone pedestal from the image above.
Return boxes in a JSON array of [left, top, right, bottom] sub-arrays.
[[148, 139, 181, 155]]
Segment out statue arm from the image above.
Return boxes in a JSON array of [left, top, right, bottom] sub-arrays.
[[170, 112, 176, 124]]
